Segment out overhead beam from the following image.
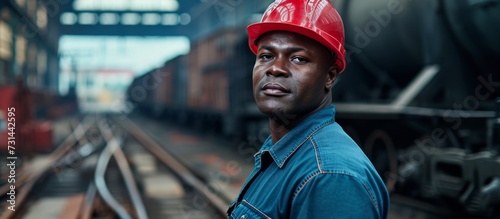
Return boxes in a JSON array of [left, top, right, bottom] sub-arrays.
[[55, 0, 199, 36], [58, 24, 191, 36], [57, 10, 193, 36]]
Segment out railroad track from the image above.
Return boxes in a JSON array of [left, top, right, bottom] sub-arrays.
[[0, 115, 104, 219], [0, 114, 229, 219], [113, 116, 228, 219], [0, 115, 151, 219]]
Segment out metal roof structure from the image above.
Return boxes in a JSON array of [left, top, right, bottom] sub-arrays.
[[54, 0, 271, 38]]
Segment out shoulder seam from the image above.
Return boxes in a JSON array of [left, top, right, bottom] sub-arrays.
[[309, 137, 323, 172]]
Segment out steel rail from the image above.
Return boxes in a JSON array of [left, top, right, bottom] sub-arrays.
[[95, 120, 148, 219], [94, 135, 134, 219], [80, 180, 98, 219], [0, 116, 95, 196], [112, 142, 149, 219], [98, 121, 149, 219], [113, 116, 229, 217], [0, 115, 99, 219]]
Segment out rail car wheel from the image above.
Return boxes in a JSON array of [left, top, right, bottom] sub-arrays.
[[363, 129, 398, 192]]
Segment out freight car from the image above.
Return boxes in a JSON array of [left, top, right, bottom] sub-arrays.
[[127, 27, 258, 136], [128, 0, 500, 217], [127, 55, 188, 121]]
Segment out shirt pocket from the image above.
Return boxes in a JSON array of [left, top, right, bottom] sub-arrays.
[[230, 199, 271, 219]]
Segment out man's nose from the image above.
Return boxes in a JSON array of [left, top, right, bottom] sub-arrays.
[[266, 57, 290, 77]]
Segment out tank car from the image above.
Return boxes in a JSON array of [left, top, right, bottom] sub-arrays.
[[331, 0, 500, 217]]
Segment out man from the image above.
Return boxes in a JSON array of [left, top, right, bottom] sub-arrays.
[[227, 0, 389, 218]]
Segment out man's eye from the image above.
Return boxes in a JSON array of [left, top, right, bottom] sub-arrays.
[[291, 56, 308, 63], [259, 54, 273, 61]]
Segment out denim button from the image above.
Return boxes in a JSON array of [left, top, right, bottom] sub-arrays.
[[240, 215, 247, 219]]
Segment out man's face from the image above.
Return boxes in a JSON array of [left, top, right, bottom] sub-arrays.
[[253, 31, 336, 117]]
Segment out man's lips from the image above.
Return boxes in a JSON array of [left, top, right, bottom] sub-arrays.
[[261, 82, 290, 96]]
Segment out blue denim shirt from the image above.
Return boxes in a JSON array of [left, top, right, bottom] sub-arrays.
[[227, 105, 389, 218]]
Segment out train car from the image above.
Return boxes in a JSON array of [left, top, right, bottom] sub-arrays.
[[128, 0, 500, 216], [329, 0, 500, 217], [127, 69, 158, 115], [128, 28, 252, 133], [127, 55, 187, 119], [153, 55, 188, 119], [185, 28, 241, 131], [224, 35, 262, 138]]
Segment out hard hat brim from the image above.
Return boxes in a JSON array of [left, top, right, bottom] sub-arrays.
[[247, 22, 346, 73]]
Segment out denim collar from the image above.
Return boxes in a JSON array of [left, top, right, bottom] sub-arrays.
[[257, 105, 336, 168]]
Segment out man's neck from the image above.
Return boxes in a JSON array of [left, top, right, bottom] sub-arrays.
[[268, 95, 333, 144], [268, 107, 324, 144], [269, 119, 292, 144]]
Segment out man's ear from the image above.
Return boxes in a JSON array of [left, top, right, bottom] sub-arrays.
[[325, 66, 338, 91]]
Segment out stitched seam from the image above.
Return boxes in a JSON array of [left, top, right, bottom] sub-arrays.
[[293, 171, 322, 198], [242, 200, 272, 219], [277, 119, 334, 167], [292, 171, 381, 213], [310, 137, 323, 172], [361, 181, 379, 213]]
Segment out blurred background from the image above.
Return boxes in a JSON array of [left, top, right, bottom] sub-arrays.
[[1, 0, 500, 218]]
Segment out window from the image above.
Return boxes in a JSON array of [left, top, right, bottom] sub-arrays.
[[16, 35, 26, 66], [15, 0, 26, 8], [36, 7, 47, 30], [73, 0, 179, 11], [0, 20, 12, 60]]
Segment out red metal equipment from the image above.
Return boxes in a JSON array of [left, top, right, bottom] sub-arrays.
[[0, 85, 54, 153]]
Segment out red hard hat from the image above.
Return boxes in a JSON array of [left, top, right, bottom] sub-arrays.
[[247, 0, 346, 73]]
